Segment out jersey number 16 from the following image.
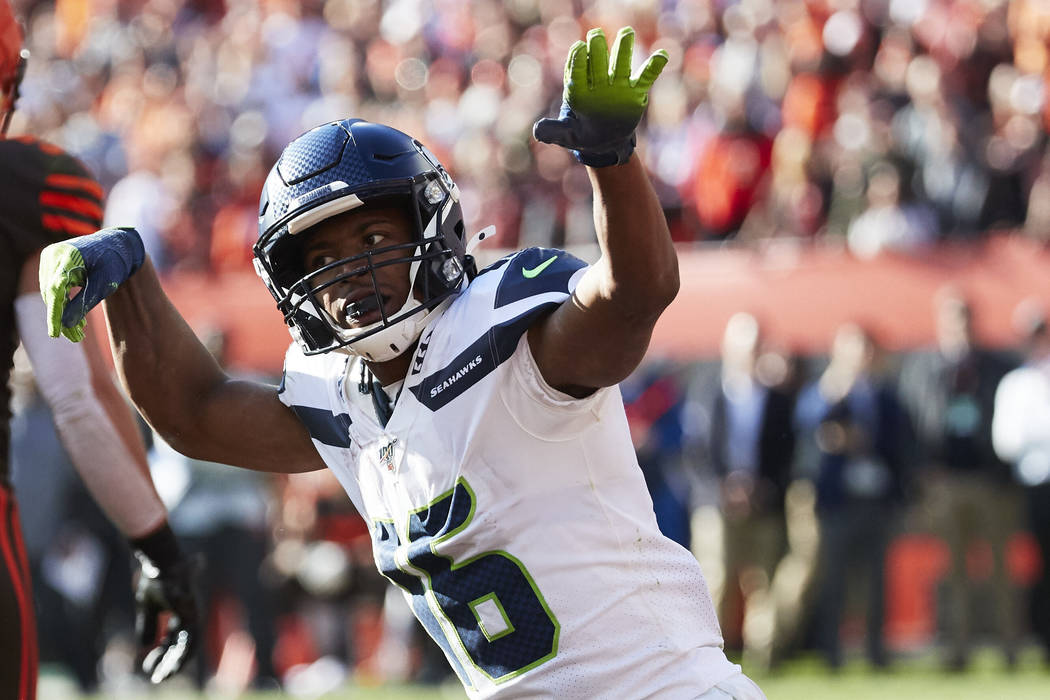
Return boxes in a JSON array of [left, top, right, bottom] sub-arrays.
[[372, 479, 560, 687]]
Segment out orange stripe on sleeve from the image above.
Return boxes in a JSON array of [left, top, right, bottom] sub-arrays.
[[41, 213, 99, 237], [39, 190, 103, 221], [44, 174, 104, 200], [13, 135, 63, 155]]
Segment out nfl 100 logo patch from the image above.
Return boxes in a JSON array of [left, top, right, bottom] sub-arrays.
[[379, 439, 398, 472]]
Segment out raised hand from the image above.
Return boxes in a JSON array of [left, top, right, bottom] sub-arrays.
[[533, 26, 668, 167], [38, 226, 145, 341]]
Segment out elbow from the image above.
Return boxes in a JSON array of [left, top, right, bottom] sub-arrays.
[[600, 263, 679, 324], [657, 262, 681, 309], [637, 260, 680, 318], [161, 426, 206, 462]]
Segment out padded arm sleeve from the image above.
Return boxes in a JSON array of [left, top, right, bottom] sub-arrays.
[[15, 292, 167, 537]]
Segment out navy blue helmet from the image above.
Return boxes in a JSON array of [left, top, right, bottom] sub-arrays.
[[254, 118, 474, 360]]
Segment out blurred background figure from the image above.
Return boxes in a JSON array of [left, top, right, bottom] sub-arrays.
[[623, 359, 693, 549], [7, 0, 1050, 693], [0, 0, 1038, 256], [266, 469, 393, 694], [146, 328, 279, 693], [899, 289, 1021, 670], [690, 312, 798, 670], [8, 349, 135, 696], [845, 158, 937, 259], [795, 323, 911, 670], [992, 301, 1050, 666]]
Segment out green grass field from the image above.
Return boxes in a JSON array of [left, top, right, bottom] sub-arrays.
[[49, 647, 1047, 700]]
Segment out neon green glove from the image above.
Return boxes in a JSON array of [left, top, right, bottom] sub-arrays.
[[533, 26, 668, 167], [40, 243, 89, 342], [39, 227, 145, 342]]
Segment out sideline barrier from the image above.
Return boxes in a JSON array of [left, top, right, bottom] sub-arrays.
[[158, 234, 1050, 373]]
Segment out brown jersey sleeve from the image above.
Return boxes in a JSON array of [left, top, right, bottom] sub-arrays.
[[0, 137, 106, 485], [0, 137, 104, 259]]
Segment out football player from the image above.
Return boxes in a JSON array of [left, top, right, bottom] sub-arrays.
[[0, 3, 198, 696], [40, 27, 764, 698]]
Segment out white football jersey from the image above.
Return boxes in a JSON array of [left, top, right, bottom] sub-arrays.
[[278, 247, 739, 698]]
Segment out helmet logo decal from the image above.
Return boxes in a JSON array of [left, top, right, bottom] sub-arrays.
[[289, 181, 349, 213]]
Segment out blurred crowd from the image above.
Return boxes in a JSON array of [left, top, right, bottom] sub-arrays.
[[9, 328, 437, 696], [12, 287, 1050, 695], [6, 0, 1050, 272], [629, 290, 1050, 675], [11, 0, 1050, 694]]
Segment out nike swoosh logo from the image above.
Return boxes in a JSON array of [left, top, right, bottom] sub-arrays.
[[522, 256, 558, 279]]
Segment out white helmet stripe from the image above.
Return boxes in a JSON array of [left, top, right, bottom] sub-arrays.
[[287, 190, 361, 235]]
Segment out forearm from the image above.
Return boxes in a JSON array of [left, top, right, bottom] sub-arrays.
[[101, 257, 228, 452], [15, 294, 166, 538], [526, 155, 679, 393], [586, 155, 679, 316], [86, 321, 151, 471], [51, 395, 168, 538]]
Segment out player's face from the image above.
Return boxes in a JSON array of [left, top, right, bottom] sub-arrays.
[[300, 205, 416, 330]]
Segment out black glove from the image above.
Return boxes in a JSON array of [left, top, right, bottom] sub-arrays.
[[130, 523, 201, 684]]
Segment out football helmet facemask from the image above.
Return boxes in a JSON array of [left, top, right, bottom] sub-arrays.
[[254, 118, 475, 361]]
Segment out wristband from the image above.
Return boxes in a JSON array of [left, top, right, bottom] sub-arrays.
[[130, 522, 183, 572]]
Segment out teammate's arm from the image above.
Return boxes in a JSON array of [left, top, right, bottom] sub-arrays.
[[39, 234, 324, 473], [530, 27, 676, 396]]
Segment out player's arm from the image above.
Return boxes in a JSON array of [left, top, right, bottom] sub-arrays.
[[20, 251, 166, 536], [18, 251, 199, 683], [530, 27, 675, 396], [38, 229, 325, 474]]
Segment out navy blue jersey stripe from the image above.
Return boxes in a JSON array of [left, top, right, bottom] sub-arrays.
[[410, 301, 560, 412], [494, 248, 587, 309], [288, 404, 353, 448]]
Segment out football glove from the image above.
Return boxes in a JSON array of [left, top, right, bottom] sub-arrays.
[[38, 226, 145, 342], [131, 526, 201, 684], [533, 26, 668, 167]]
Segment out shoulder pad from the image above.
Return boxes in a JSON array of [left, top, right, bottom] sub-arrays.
[[493, 247, 587, 309]]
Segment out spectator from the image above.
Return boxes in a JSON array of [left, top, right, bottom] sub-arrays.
[[795, 323, 911, 669], [898, 289, 1022, 670], [4, 0, 1045, 257], [991, 302, 1050, 665], [623, 360, 693, 549], [846, 159, 937, 258], [691, 313, 797, 670]]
